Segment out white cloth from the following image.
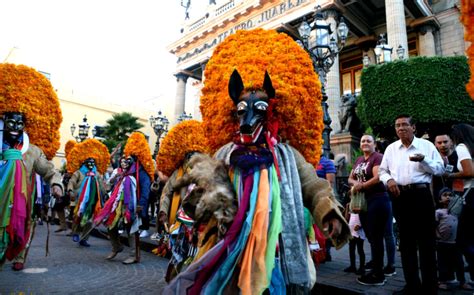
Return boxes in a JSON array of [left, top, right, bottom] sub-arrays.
[[379, 137, 444, 186], [348, 213, 366, 240], [455, 143, 473, 189]]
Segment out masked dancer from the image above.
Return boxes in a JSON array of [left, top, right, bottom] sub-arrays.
[[0, 63, 63, 271], [66, 139, 109, 247], [94, 132, 153, 264]]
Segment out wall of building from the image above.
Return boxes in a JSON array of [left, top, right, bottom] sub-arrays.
[[52, 96, 158, 169], [437, 7, 467, 56]]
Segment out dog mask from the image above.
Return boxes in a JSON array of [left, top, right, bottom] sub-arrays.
[[228, 69, 275, 144]]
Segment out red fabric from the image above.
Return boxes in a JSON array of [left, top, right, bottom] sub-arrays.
[[311, 224, 326, 267]]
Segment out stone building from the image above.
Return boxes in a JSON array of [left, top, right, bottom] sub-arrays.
[[167, 0, 467, 135]]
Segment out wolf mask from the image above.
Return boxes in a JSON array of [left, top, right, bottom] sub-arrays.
[[228, 69, 275, 144]]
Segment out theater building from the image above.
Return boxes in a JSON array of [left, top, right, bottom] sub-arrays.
[[168, 0, 467, 135]]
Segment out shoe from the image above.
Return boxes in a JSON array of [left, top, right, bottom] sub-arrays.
[[79, 240, 91, 247], [150, 232, 161, 241], [105, 247, 124, 260], [356, 267, 365, 275], [438, 283, 448, 290], [139, 230, 149, 238], [122, 257, 138, 265], [383, 265, 397, 277], [72, 234, 80, 242], [12, 262, 24, 271], [344, 266, 356, 273], [364, 260, 373, 270], [54, 228, 67, 233], [460, 283, 473, 290], [392, 285, 420, 295], [357, 272, 386, 286]]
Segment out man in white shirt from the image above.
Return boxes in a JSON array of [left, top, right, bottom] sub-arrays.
[[379, 115, 444, 295]]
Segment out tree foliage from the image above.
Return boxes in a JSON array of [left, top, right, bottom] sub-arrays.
[[102, 112, 144, 152], [358, 56, 474, 140]]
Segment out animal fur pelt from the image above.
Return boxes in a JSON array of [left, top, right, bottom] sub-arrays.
[[173, 153, 237, 237]]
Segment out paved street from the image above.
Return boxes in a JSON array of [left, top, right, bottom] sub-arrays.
[[0, 224, 169, 294]]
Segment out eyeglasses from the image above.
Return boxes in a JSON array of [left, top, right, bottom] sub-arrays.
[[395, 122, 411, 128]]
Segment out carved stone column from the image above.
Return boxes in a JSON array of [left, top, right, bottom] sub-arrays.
[[385, 0, 409, 60], [418, 25, 436, 56], [325, 9, 342, 134], [174, 72, 189, 121]]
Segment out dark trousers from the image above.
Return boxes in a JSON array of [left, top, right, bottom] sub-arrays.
[[437, 242, 466, 283], [349, 237, 365, 269], [392, 187, 437, 294], [360, 193, 392, 276]]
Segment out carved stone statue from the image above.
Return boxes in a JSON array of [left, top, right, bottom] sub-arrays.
[[338, 94, 357, 133]]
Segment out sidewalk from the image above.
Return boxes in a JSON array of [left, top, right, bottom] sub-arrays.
[[84, 222, 472, 295]]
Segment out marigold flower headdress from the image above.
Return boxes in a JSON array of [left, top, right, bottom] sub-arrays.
[[124, 132, 155, 180], [200, 29, 324, 166], [67, 139, 110, 174], [0, 63, 63, 159], [156, 120, 210, 176], [461, 0, 474, 100], [65, 140, 77, 158]]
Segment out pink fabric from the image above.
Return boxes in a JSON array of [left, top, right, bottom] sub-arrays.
[[6, 162, 28, 260]]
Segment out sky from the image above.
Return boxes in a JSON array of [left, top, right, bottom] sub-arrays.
[[0, 0, 199, 114]]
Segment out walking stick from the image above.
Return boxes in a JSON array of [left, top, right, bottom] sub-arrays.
[[135, 231, 141, 263]]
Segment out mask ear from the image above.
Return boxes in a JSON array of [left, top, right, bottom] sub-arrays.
[[263, 71, 275, 99], [228, 69, 244, 105]]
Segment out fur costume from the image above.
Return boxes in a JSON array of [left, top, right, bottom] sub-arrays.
[[164, 29, 350, 295]]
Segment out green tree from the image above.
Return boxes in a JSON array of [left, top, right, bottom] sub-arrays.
[[102, 112, 144, 152], [358, 56, 474, 141]]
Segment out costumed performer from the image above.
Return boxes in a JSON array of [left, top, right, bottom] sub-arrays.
[[66, 138, 109, 247], [156, 120, 231, 282], [0, 63, 63, 271], [164, 29, 350, 294], [94, 132, 153, 264]]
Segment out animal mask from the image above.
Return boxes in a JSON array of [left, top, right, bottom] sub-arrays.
[[228, 69, 275, 144]]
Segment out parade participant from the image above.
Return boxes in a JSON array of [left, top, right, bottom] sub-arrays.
[[0, 63, 63, 271], [54, 140, 77, 233], [165, 29, 350, 294], [155, 120, 214, 281], [66, 139, 109, 247], [94, 132, 152, 264]]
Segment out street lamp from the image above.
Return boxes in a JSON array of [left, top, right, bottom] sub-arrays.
[[362, 54, 371, 68], [297, 5, 349, 158], [149, 110, 170, 158], [177, 111, 193, 123], [70, 115, 90, 142], [374, 34, 393, 64], [396, 44, 405, 60]]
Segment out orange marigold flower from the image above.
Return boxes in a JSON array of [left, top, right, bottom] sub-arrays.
[[156, 120, 210, 176], [64, 140, 77, 158], [200, 29, 323, 166], [67, 139, 110, 174], [124, 132, 155, 180], [0, 63, 62, 159], [461, 0, 474, 100]]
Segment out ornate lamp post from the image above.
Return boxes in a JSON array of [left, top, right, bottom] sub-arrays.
[[176, 111, 193, 123], [374, 34, 393, 64], [297, 5, 349, 158], [70, 115, 91, 142], [396, 44, 406, 60], [149, 110, 169, 158]]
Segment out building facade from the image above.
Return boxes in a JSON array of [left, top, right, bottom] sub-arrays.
[[168, 0, 467, 135]]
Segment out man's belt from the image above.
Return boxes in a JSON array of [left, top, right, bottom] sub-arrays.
[[398, 183, 429, 191]]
